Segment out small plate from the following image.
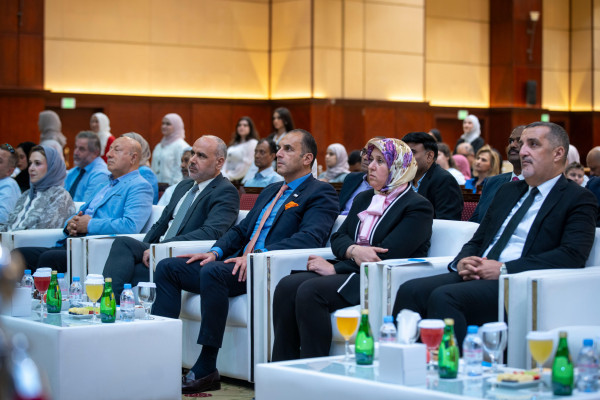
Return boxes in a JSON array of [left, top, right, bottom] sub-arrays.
[[488, 377, 540, 389], [62, 310, 94, 319]]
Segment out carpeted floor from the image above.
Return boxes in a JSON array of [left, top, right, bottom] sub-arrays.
[[181, 377, 254, 400]]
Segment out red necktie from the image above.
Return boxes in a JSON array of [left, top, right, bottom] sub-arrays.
[[244, 184, 289, 255], [512, 176, 519, 181]]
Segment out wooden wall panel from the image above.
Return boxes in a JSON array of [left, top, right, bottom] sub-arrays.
[[18, 34, 43, 88], [0, 0, 18, 33], [0, 95, 45, 144], [0, 34, 18, 86]]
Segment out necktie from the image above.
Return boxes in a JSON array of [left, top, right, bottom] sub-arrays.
[[68, 168, 86, 198], [244, 183, 289, 255], [163, 184, 199, 240], [511, 176, 520, 182], [486, 187, 539, 261]]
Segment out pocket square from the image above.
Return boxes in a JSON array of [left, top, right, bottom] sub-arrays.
[[285, 201, 299, 210]]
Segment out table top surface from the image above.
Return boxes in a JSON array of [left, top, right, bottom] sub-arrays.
[[1, 311, 178, 329], [258, 356, 600, 399]]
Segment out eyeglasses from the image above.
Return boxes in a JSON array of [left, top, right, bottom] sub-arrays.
[[1, 143, 15, 154]]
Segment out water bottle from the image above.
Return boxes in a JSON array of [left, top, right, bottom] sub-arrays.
[[120, 283, 135, 322], [69, 276, 83, 307], [379, 315, 397, 342], [576, 339, 599, 392], [20, 269, 34, 297], [463, 325, 483, 376], [57, 273, 69, 301]]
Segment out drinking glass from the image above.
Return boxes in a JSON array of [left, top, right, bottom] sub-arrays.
[[527, 330, 555, 397], [334, 309, 360, 362], [138, 282, 156, 320], [33, 269, 51, 317], [85, 275, 104, 324], [481, 322, 508, 372], [418, 319, 445, 372]]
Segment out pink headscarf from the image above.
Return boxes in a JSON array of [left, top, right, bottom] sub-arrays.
[[453, 154, 471, 179], [161, 113, 186, 146]]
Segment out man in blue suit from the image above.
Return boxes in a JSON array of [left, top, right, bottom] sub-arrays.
[[64, 131, 110, 203], [152, 129, 340, 394], [16, 136, 154, 273], [469, 126, 525, 222]]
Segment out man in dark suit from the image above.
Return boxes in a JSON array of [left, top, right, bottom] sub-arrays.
[[152, 129, 339, 394], [101, 135, 239, 299], [393, 122, 598, 347], [402, 132, 463, 220], [470, 125, 525, 222]]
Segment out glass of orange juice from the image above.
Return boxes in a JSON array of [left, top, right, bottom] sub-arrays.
[[527, 330, 555, 396], [335, 309, 360, 362], [85, 274, 104, 324]]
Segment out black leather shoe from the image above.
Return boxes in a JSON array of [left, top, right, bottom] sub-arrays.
[[182, 370, 221, 394]]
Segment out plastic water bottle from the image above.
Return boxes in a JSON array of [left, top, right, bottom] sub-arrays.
[[379, 315, 397, 342], [120, 283, 135, 322], [57, 273, 69, 301], [576, 339, 599, 392], [463, 325, 483, 376], [69, 276, 83, 307], [20, 269, 34, 297]]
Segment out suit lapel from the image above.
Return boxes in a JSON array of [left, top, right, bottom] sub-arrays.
[[271, 176, 312, 226]]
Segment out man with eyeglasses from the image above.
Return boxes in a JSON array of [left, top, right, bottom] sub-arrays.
[[338, 138, 385, 215], [0, 144, 20, 224], [469, 126, 525, 222]]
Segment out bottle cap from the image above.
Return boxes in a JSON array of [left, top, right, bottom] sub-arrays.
[[467, 325, 478, 334], [51, 270, 57, 275], [444, 318, 454, 326], [383, 315, 393, 323], [361, 309, 369, 315], [124, 283, 132, 289], [559, 331, 567, 338], [24, 269, 31, 275], [57, 273, 64, 278], [73, 276, 80, 282], [583, 338, 594, 347], [105, 277, 112, 282]]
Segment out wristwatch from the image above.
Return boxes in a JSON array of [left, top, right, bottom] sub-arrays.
[[500, 263, 507, 275], [254, 249, 263, 254]]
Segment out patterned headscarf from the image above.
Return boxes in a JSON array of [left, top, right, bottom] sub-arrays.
[[29, 145, 67, 201], [323, 143, 350, 181], [365, 138, 417, 194], [161, 113, 186, 146]]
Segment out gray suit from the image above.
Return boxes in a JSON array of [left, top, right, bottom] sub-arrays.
[[102, 174, 239, 298]]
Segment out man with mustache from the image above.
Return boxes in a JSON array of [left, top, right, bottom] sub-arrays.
[[64, 131, 110, 203], [469, 126, 525, 222], [393, 122, 597, 348]]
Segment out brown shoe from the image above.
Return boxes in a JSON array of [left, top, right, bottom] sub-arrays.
[[181, 370, 221, 394]]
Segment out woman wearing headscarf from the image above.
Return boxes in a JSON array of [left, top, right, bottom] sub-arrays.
[[38, 110, 67, 160], [455, 114, 485, 154], [318, 143, 350, 183], [222, 117, 260, 181], [90, 112, 115, 162], [271, 138, 434, 361], [151, 113, 190, 185], [0, 145, 75, 231], [452, 154, 472, 180], [12, 141, 36, 192], [123, 132, 159, 204]]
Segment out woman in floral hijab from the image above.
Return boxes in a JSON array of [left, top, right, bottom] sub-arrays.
[[272, 138, 434, 361]]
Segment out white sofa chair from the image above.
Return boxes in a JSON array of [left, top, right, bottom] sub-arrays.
[[149, 214, 345, 382]]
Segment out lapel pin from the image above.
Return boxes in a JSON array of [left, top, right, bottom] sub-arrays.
[[293, 193, 299, 198]]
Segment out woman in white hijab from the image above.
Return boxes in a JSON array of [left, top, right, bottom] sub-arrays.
[[318, 143, 350, 183], [151, 113, 190, 185], [90, 112, 114, 162], [454, 114, 485, 154]]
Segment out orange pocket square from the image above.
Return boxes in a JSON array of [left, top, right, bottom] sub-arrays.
[[285, 201, 299, 210]]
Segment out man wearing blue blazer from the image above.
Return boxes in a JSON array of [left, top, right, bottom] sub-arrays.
[[152, 129, 340, 394], [64, 131, 110, 203], [470, 126, 525, 223], [16, 136, 153, 273]]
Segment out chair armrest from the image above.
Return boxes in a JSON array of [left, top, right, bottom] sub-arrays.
[[81, 234, 146, 277], [4, 229, 64, 251], [149, 240, 216, 282]]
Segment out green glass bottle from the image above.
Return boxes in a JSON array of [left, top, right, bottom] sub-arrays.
[[100, 278, 116, 323], [552, 331, 574, 396], [355, 309, 374, 365], [46, 271, 62, 313], [438, 318, 459, 379]]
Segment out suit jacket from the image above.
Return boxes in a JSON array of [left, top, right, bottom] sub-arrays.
[[331, 188, 434, 304], [469, 172, 512, 223], [586, 176, 600, 227], [338, 172, 366, 210], [214, 175, 339, 258], [452, 175, 598, 274], [143, 175, 239, 244], [64, 157, 110, 203], [417, 163, 463, 220], [68, 170, 154, 235]]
